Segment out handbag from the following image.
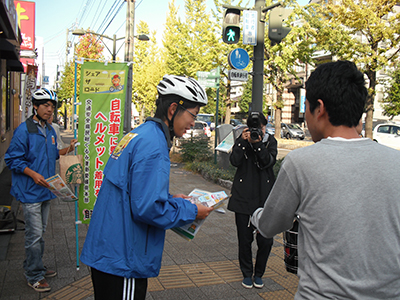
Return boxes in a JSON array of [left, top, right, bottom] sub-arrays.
[[59, 146, 83, 185], [283, 219, 298, 274]]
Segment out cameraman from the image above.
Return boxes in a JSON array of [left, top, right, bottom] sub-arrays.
[[228, 112, 277, 289]]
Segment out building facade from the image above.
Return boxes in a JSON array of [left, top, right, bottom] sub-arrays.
[[0, 0, 25, 173]]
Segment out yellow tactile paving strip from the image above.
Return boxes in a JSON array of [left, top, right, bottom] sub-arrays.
[[44, 248, 299, 300]]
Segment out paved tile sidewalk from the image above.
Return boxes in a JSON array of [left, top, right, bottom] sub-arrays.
[[0, 129, 299, 299]]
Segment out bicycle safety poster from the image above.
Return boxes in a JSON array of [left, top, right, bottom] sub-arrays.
[[77, 61, 128, 224]]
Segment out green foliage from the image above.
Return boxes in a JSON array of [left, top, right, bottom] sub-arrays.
[[179, 137, 213, 162], [58, 31, 104, 102], [190, 160, 236, 182], [303, 0, 400, 138], [132, 21, 164, 123], [381, 66, 400, 119], [179, 136, 285, 184], [263, 0, 316, 138], [273, 158, 284, 178]]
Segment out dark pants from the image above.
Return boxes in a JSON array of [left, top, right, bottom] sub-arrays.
[[91, 267, 148, 300], [235, 213, 274, 278]]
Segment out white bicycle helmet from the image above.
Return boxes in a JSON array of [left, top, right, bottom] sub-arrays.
[[157, 75, 207, 106], [32, 88, 58, 106]]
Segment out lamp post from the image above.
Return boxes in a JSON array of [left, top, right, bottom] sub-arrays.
[[72, 29, 149, 62], [65, 27, 85, 66], [72, 29, 149, 133]]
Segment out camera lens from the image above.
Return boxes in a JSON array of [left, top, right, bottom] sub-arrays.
[[250, 129, 260, 140]]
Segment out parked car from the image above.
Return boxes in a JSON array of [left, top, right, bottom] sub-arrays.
[[230, 119, 243, 126], [182, 120, 211, 139], [197, 113, 215, 130], [281, 123, 305, 140], [373, 123, 400, 150], [266, 123, 275, 135]]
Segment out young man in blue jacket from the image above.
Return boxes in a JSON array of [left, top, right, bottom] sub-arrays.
[[80, 75, 214, 300], [5, 88, 77, 292]]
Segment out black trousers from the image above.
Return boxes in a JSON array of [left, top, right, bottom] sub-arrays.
[[91, 267, 148, 300], [235, 213, 274, 278]]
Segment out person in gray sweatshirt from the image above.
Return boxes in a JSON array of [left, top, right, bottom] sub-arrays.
[[251, 60, 400, 299]]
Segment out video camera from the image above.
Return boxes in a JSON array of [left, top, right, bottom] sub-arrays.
[[247, 112, 263, 140]]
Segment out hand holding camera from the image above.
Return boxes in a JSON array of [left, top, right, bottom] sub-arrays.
[[244, 112, 264, 143], [242, 128, 262, 143]]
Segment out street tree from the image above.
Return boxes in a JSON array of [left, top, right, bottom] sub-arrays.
[[239, 78, 270, 117], [211, 0, 253, 124], [132, 21, 164, 124], [263, 0, 316, 140], [381, 65, 400, 119], [163, 0, 227, 122], [304, 0, 400, 138], [58, 31, 104, 120]]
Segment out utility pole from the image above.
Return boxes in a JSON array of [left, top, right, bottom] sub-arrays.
[[124, 0, 135, 133], [124, 0, 135, 62], [65, 29, 69, 66], [251, 0, 266, 113]]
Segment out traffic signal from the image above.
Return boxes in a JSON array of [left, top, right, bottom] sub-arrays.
[[222, 8, 241, 44], [268, 7, 292, 45]]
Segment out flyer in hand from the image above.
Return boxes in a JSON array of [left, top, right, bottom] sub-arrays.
[[171, 189, 229, 241], [46, 174, 78, 202]]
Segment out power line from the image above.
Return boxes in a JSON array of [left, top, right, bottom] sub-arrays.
[[80, 0, 96, 26], [98, 1, 125, 36], [90, 0, 107, 29], [96, 0, 120, 33]]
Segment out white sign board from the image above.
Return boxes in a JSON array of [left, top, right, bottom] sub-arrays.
[[243, 10, 257, 46], [228, 70, 249, 82]]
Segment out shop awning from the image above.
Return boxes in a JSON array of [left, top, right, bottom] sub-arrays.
[[0, 39, 20, 60], [6, 59, 24, 72]]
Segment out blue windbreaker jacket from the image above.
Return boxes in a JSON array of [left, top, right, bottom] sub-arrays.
[[5, 116, 59, 203], [80, 118, 198, 278]]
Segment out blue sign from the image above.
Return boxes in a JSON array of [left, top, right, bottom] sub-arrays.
[[228, 48, 250, 70], [300, 88, 306, 113]]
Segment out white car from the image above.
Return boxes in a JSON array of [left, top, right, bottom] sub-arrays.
[[373, 123, 400, 150], [182, 121, 211, 139]]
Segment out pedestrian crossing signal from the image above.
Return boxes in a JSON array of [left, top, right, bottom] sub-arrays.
[[222, 8, 241, 44]]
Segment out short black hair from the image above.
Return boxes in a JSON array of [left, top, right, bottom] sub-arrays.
[[305, 60, 367, 127], [154, 94, 198, 121]]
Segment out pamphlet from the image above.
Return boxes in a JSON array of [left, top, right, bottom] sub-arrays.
[[171, 189, 229, 241], [46, 174, 78, 202]]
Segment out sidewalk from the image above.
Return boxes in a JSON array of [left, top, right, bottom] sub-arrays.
[[0, 129, 299, 300]]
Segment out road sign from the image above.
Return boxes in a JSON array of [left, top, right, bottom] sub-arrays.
[[197, 69, 220, 88], [43, 76, 49, 85], [243, 10, 257, 46], [228, 48, 250, 70], [228, 69, 249, 82]]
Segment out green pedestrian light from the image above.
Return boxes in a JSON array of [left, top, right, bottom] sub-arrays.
[[222, 8, 241, 44]]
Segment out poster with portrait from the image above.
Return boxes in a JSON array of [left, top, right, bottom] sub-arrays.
[[77, 62, 128, 224]]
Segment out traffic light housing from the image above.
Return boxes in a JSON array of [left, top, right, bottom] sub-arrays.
[[222, 8, 241, 44], [268, 7, 292, 45]]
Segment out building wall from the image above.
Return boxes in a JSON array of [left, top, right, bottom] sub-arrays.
[[0, 61, 22, 173]]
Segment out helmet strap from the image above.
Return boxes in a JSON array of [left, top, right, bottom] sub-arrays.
[[167, 105, 180, 140]]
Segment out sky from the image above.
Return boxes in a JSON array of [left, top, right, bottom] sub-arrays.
[[32, 0, 309, 87]]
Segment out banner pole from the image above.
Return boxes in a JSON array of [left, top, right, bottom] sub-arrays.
[[73, 58, 80, 270]]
